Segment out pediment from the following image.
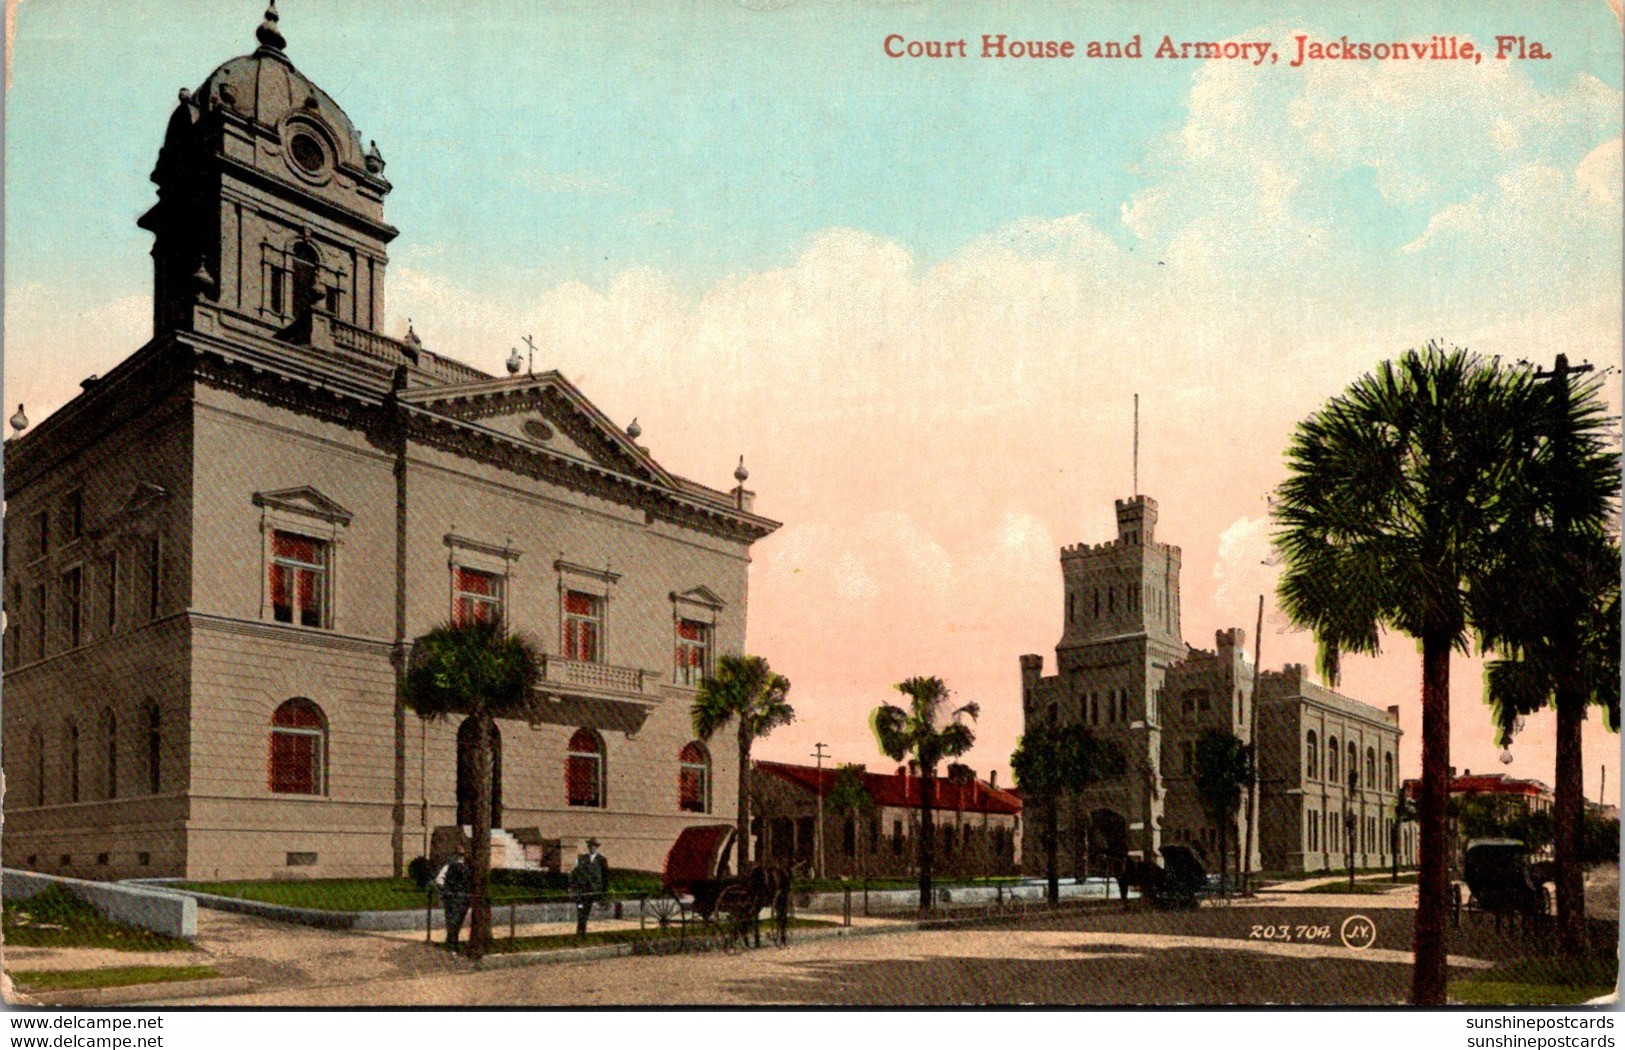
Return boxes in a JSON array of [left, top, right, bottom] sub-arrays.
[[401, 372, 674, 487], [252, 485, 354, 525], [672, 585, 726, 610]]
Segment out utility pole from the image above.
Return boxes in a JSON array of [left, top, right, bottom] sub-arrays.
[[1243, 594, 1263, 895], [812, 742, 829, 879]]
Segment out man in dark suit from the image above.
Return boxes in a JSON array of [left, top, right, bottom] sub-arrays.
[[436, 850, 472, 950], [571, 837, 609, 937]]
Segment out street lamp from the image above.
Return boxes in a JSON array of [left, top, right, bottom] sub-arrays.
[[812, 742, 829, 879]]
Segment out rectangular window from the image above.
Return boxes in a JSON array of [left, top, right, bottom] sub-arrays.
[[269, 266, 286, 315], [324, 287, 341, 316], [36, 510, 50, 560], [565, 752, 603, 808], [62, 566, 83, 649], [1180, 740, 1195, 776], [892, 819, 904, 856], [34, 583, 48, 660], [562, 590, 602, 662], [451, 567, 503, 627], [674, 618, 711, 686], [147, 536, 162, 619], [103, 552, 119, 632], [64, 491, 84, 543], [269, 531, 327, 628]]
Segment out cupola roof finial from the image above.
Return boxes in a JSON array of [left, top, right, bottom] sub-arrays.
[[256, 1, 287, 53]]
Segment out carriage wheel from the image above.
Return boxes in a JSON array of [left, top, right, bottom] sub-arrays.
[[643, 891, 684, 929]]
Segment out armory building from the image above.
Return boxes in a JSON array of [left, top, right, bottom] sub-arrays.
[[1018, 494, 1415, 875], [2, 6, 778, 881]]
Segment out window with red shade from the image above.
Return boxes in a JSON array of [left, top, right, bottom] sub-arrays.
[[269, 531, 327, 628], [678, 741, 710, 813], [674, 618, 711, 686], [566, 727, 605, 808], [452, 567, 503, 627], [269, 698, 326, 795], [562, 591, 602, 662]]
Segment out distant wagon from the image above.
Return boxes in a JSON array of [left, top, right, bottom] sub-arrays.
[[1462, 838, 1550, 920]]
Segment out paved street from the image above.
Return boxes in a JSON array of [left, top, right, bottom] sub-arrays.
[[126, 881, 1608, 1007]]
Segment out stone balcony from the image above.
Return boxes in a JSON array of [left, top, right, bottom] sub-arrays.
[[526, 655, 660, 735]]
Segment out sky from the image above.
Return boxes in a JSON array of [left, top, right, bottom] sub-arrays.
[[6, 0, 1622, 799]]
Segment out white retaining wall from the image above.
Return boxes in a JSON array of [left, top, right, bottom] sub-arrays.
[[3, 869, 197, 939]]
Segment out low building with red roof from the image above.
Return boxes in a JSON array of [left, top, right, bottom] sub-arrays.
[[752, 759, 1022, 879]]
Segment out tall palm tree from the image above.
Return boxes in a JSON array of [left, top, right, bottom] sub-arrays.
[[1194, 729, 1254, 896], [692, 654, 794, 874], [1473, 357, 1619, 953], [1273, 343, 1536, 1005], [1011, 721, 1124, 904], [400, 620, 541, 958], [871, 676, 978, 911]]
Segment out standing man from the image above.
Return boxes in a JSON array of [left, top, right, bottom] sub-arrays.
[[436, 849, 472, 951], [571, 837, 609, 938]]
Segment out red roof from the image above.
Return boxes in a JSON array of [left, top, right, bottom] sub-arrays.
[[1401, 773, 1550, 799], [756, 760, 1021, 816]]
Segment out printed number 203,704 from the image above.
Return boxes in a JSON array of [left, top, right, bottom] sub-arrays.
[[1248, 924, 1331, 942]]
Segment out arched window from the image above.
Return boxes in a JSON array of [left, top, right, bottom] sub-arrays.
[[29, 725, 45, 806], [1305, 730, 1319, 780], [65, 719, 81, 803], [145, 700, 162, 794], [1365, 747, 1376, 790], [1348, 742, 1359, 787], [1326, 736, 1339, 781], [269, 698, 327, 795], [1384, 752, 1395, 793], [678, 741, 710, 813], [102, 706, 117, 800], [566, 728, 605, 808]]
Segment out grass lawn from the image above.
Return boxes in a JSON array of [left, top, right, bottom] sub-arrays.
[[793, 876, 1024, 894], [1283, 876, 1414, 894], [3, 887, 192, 952], [480, 916, 839, 955], [12, 965, 220, 993], [1450, 958, 1618, 1006], [176, 871, 664, 912]]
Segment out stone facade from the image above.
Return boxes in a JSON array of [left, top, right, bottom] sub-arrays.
[[1019, 493, 1408, 876], [3, 10, 777, 882]]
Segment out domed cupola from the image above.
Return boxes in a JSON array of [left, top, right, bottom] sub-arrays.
[[140, 1, 397, 341]]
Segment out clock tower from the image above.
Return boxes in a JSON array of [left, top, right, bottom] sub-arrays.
[[138, 2, 398, 340]]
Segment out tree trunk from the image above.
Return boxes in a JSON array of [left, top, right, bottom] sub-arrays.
[[1412, 633, 1451, 1005], [1553, 683, 1587, 955], [1045, 792, 1060, 905], [918, 770, 935, 911], [737, 725, 752, 875], [468, 709, 494, 959]]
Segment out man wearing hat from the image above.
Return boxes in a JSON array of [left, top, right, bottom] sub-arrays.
[[571, 837, 609, 937]]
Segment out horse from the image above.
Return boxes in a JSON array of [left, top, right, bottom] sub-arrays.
[[1116, 857, 1163, 911]]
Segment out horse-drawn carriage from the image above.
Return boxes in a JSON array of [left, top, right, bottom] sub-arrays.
[[641, 824, 793, 950], [1462, 838, 1551, 923], [1115, 844, 1210, 911]]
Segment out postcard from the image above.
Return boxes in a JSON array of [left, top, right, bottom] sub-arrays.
[[2, 0, 1619, 1019]]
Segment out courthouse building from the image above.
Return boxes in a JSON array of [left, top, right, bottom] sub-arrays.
[[2, 6, 778, 880], [1018, 494, 1411, 876]]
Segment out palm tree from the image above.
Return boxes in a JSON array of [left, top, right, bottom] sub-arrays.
[[691, 654, 794, 874], [1473, 358, 1620, 957], [871, 676, 978, 912], [1391, 787, 1418, 882], [1194, 729, 1254, 896], [400, 620, 541, 958], [1011, 721, 1125, 904], [1273, 343, 1537, 1004]]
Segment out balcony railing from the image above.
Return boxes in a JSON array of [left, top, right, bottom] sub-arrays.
[[536, 655, 654, 702]]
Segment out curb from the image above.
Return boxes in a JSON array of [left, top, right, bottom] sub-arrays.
[[474, 919, 921, 971], [25, 976, 255, 1007]]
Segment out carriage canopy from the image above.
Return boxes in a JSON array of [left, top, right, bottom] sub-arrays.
[[662, 823, 737, 895]]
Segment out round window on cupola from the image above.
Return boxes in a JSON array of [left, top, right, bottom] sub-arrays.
[[288, 131, 326, 173], [281, 119, 334, 182]]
